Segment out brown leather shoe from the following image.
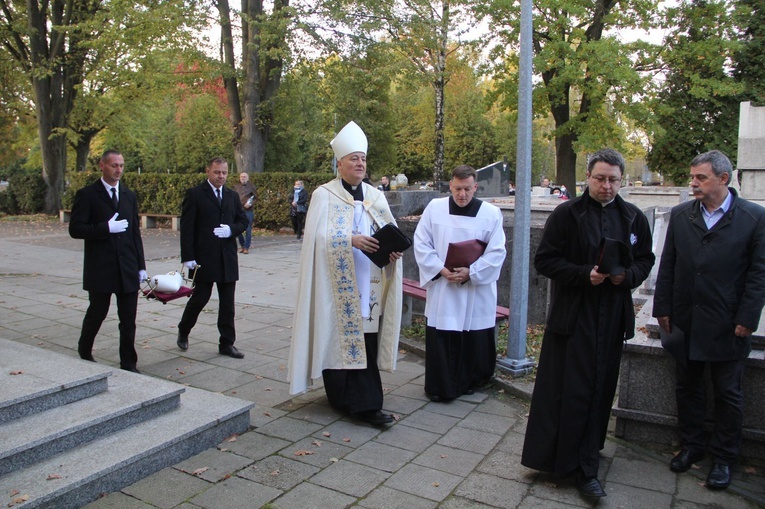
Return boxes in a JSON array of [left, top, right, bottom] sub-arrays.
[[242, 248, 248, 254]]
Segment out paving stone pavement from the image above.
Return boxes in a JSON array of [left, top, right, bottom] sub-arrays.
[[1, 220, 763, 508]]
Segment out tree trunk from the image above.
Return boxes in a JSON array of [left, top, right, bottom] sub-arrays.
[[432, 0, 449, 184], [74, 129, 98, 172], [216, 0, 287, 174], [554, 132, 578, 192]]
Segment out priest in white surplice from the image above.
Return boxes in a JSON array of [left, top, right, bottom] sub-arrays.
[[414, 165, 506, 401], [288, 121, 403, 426]]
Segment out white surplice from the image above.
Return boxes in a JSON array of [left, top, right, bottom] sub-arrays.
[[414, 197, 506, 332], [288, 179, 403, 395]]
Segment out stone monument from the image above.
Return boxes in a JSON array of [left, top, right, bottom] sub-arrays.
[[737, 101, 765, 207]]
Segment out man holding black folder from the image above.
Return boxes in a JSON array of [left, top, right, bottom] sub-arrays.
[[414, 165, 507, 402], [654, 150, 765, 490], [288, 121, 403, 426], [521, 148, 655, 498]]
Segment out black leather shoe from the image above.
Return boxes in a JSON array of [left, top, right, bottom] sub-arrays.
[[706, 462, 731, 490], [121, 366, 140, 374], [356, 410, 394, 425], [219, 345, 244, 359], [670, 449, 704, 473], [576, 473, 606, 498], [176, 332, 189, 351], [79, 353, 96, 362]]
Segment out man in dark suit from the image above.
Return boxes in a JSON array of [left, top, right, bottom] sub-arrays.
[[69, 150, 146, 373], [176, 157, 249, 358], [654, 150, 765, 490]]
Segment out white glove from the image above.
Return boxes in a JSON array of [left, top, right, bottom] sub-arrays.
[[213, 224, 231, 238], [108, 212, 128, 233], [138, 270, 148, 283], [183, 260, 198, 270]]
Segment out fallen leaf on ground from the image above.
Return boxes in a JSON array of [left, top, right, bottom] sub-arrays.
[[294, 450, 315, 456], [342, 438, 351, 443], [46, 473, 62, 480], [432, 482, 440, 487], [323, 432, 331, 437], [330, 457, 339, 463], [746, 466, 758, 474], [263, 412, 272, 417], [226, 434, 239, 442], [191, 467, 208, 476], [9, 494, 30, 506], [9, 490, 19, 497], [497, 389, 505, 393], [440, 454, 448, 458], [9, 371, 23, 375], [392, 414, 401, 421], [270, 469, 280, 476], [264, 388, 273, 391], [312, 440, 322, 447]]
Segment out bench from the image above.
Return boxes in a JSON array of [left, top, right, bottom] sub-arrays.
[[401, 277, 511, 335], [59, 210, 180, 231], [141, 213, 180, 231]]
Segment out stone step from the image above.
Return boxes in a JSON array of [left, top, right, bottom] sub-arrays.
[[0, 386, 252, 509], [0, 369, 184, 477], [0, 340, 112, 424]]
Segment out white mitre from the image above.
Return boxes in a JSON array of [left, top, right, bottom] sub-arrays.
[[330, 121, 368, 159]]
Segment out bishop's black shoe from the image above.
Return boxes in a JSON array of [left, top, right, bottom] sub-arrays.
[[356, 410, 394, 425]]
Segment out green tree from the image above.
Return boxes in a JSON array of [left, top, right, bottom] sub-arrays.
[[479, 0, 658, 192], [175, 92, 235, 172], [214, 0, 291, 174], [332, 0, 478, 183], [0, 0, 203, 212], [733, 0, 765, 104], [646, 0, 742, 184]]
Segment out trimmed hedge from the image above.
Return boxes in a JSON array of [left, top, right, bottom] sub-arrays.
[[0, 171, 47, 214], [62, 172, 335, 230]]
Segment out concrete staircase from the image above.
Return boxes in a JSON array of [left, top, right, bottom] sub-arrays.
[[0, 338, 253, 509]]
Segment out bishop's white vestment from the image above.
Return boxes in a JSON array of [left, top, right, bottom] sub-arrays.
[[288, 178, 402, 396]]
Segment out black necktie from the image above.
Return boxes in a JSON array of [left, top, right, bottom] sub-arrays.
[[111, 187, 118, 209], [216, 188, 222, 203]]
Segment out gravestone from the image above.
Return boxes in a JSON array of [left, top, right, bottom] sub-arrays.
[[737, 101, 765, 207]]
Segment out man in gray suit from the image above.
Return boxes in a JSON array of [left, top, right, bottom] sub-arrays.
[[176, 157, 249, 358]]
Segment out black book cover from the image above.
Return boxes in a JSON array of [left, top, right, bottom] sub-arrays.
[[363, 223, 412, 268]]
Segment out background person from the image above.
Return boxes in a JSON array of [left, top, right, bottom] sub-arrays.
[[653, 150, 765, 490], [288, 121, 403, 426], [69, 150, 146, 373], [414, 164, 506, 402], [289, 180, 308, 240], [234, 172, 257, 254], [521, 148, 655, 498], [378, 175, 391, 191], [176, 157, 249, 359]]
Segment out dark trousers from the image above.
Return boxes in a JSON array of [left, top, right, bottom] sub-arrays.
[[291, 212, 306, 237], [676, 358, 745, 464], [322, 333, 383, 415], [78, 291, 138, 369], [178, 281, 236, 348]]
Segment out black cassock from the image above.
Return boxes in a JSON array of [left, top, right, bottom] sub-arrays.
[[522, 201, 629, 479]]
